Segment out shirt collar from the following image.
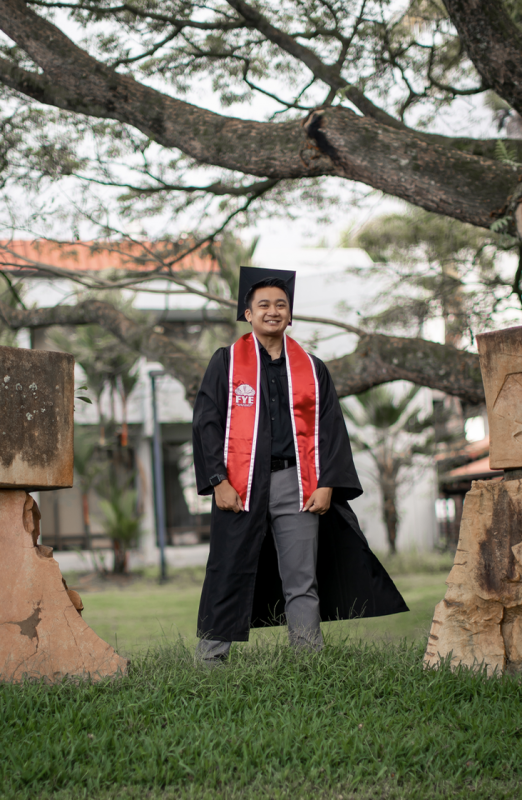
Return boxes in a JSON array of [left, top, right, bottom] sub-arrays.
[[257, 337, 286, 362]]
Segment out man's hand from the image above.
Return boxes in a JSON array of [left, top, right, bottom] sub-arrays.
[[214, 479, 244, 513], [303, 487, 333, 515]]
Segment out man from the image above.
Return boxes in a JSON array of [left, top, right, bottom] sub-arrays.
[[193, 267, 407, 664]]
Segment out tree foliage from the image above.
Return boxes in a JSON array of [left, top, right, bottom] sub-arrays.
[[342, 206, 517, 346], [0, 0, 521, 405], [98, 480, 142, 574], [0, 0, 519, 239], [49, 315, 140, 443], [343, 384, 435, 552]]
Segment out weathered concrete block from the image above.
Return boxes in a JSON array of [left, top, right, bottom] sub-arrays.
[[0, 345, 74, 489], [425, 479, 522, 676], [0, 490, 128, 683], [477, 325, 522, 470]]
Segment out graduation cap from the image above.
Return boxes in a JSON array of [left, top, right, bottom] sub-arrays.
[[237, 266, 296, 322]]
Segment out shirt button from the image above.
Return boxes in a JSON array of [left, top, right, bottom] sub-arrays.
[[271, 398, 275, 402], [271, 416, 275, 421], [271, 379, 275, 383]]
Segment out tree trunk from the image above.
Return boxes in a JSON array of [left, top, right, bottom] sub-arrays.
[[383, 495, 399, 554], [81, 491, 92, 551], [112, 540, 128, 574], [380, 470, 400, 554]]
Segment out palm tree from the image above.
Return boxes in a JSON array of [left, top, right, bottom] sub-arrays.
[[51, 318, 141, 571], [51, 322, 140, 441], [73, 426, 106, 567], [98, 477, 142, 574], [51, 325, 114, 443], [109, 354, 140, 447], [343, 385, 434, 553]]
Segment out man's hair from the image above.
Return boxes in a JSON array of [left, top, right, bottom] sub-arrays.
[[244, 278, 291, 312]]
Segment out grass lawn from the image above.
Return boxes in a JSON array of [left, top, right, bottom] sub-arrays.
[[78, 568, 206, 653], [7, 554, 516, 800], [2, 638, 522, 800], [77, 563, 450, 654]]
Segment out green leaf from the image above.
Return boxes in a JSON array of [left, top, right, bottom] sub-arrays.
[[495, 139, 521, 169], [77, 396, 93, 404], [491, 217, 510, 232]]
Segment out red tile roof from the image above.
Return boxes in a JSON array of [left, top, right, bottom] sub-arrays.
[[445, 456, 502, 480], [0, 239, 218, 274]]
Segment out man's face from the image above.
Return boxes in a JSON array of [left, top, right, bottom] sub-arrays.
[[244, 286, 291, 337]]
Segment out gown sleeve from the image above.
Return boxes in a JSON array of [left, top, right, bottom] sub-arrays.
[[313, 356, 363, 500], [192, 347, 230, 496]]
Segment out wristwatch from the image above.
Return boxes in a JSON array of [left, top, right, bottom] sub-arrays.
[[209, 473, 227, 487]]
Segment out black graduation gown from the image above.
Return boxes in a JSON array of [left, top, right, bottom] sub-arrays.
[[192, 345, 408, 642]]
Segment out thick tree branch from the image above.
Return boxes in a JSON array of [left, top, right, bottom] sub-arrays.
[[0, 56, 80, 108], [0, 0, 517, 227], [0, 297, 485, 406], [444, 0, 522, 115], [0, 297, 207, 401], [303, 108, 516, 227], [327, 333, 484, 405]]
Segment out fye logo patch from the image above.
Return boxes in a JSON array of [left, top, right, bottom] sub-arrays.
[[235, 384, 256, 406]]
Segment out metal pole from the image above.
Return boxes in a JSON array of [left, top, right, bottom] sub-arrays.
[[150, 371, 167, 582]]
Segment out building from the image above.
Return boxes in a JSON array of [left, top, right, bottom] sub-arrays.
[[0, 238, 442, 569]]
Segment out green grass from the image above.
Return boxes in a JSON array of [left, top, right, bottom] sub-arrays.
[[3, 557, 521, 800], [78, 568, 206, 653], [2, 638, 522, 800], [377, 549, 455, 576], [78, 570, 448, 653]]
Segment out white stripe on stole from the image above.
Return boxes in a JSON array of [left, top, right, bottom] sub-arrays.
[[223, 342, 235, 468], [245, 335, 261, 511], [284, 334, 304, 511], [307, 353, 321, 480]]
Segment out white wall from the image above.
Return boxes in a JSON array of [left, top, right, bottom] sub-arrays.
[[350, 452, 438, 553], [23, 245, 440, 553]]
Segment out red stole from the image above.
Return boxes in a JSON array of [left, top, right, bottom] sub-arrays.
[[224, 333, 320, 511]]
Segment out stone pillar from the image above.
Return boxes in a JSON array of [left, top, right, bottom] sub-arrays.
[[0, 346, 74, 489], [425, 325, 522, 675], [477, 325, 522, 471], [0, 491, 128, 682], [0, 345, 128, 682], [424, 479, 522, 675]]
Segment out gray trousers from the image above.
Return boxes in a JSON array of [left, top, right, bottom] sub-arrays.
[[197, 466, 323, 661]]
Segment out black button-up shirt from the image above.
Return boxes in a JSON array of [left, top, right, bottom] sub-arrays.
[[258, 341, 296, 460]]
